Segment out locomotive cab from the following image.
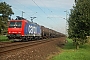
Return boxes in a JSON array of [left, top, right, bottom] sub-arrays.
[[7, 20, 23, 39]]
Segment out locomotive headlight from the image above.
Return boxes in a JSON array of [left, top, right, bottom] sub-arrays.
[[18, 32, 21, 33], [12, 32, 15, 33], [9, 32, 11, 33]]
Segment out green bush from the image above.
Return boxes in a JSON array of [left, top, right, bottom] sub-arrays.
[[0, 35, 9, 42]]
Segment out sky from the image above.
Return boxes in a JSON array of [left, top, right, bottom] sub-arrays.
[[0, 0, 75, 34]]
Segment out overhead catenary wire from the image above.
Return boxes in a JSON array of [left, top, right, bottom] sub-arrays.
[[11, 0, 38, 19], [31, 0, 58, 29], [37, 0, 64, 31], [31, 0, 58, 24], [31, 0, 46, 15]]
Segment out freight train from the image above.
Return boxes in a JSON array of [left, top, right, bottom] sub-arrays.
[[7, 16, 65, 41]]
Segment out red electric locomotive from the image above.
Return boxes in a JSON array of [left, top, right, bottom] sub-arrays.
[[7, 16, 41, 41]]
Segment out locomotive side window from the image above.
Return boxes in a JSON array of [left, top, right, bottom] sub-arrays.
[[9, 21, 22, 28]]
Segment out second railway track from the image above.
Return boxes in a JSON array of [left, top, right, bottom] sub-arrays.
[[0, 38, 56, 55]]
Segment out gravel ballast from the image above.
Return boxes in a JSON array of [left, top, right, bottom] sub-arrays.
[[0, 37, 66, 60]]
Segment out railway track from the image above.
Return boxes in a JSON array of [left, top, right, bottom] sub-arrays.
[[0, 38, 56, 55], [0, 42, 12, 45]]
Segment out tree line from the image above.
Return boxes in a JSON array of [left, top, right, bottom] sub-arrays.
[[68, 0, 90, 49], [0, 2, 14, 34]]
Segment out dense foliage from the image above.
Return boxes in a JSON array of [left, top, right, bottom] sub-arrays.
[[68, 0, 90, 49], [0, 2, 14, 34]]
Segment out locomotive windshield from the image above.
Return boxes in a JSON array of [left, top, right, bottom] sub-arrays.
[[9, 21, 22, 28]]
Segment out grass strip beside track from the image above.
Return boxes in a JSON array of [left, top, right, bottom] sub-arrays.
[[50, 38, 90, 60], [0, 35, 9, 42]]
